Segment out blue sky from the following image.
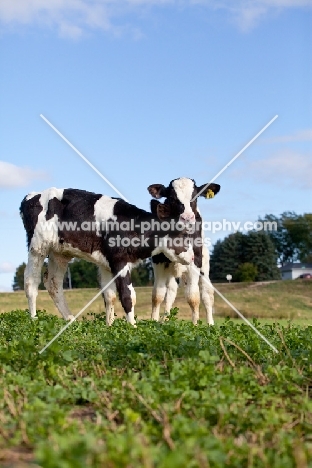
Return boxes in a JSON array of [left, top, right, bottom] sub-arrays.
[[0, 0, 311, 291]]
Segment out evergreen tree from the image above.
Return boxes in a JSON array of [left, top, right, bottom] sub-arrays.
[[210, 231, 280, 282], [258, 214, 293, 265], [243, 231, 280, 281], [69, 259, 99, 288], [210, 232, 244, 281]]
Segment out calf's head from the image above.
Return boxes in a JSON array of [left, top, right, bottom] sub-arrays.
[[148, 177, 220, 224]]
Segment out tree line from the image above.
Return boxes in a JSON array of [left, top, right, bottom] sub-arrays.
[[210, 212, 311, 282], [259, 212, 312, 265], [13, 211, 311, 289]]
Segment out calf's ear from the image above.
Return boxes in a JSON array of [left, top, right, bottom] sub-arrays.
[[148, 184, 169, 199], [197, 183, 221, 199], [156, 203, 172, 220]]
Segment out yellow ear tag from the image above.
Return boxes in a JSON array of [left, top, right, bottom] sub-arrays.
[[206, 189, 214, 199]]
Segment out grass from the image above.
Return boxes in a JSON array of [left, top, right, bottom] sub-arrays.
[[0, 309, 312, 467], [1, 279, 311, 324], [0, 280, 311, 465]]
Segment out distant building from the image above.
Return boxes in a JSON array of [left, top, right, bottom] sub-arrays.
[[280, 263, 312, 280]]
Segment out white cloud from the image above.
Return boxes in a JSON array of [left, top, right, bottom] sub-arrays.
[[196, 0, 312, 31], [235, 149, 312, 189], [219, 0, 312, 31], [0, 0, 110, 38], [0, 0, 310, 36], [265, 129, 312, 144], [0, 161, 47, 189], [0, 262, 16, 274], [0, 0, 140, 38]]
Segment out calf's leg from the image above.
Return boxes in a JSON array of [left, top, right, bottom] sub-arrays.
[[184, 266, 200, 325], [113, 265, 137, 326], [200, 276, 214, 325], [199, 245, 214, 325], [98, 267, 117, 326], [164, 276, 178, 315], [151, 263, 170, 321], [44, 252, 74, 321], [24, 251, 46, 319]]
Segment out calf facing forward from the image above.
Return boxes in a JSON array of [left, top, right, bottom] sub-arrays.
[[148, 178, 220, 324], [20, 188, 194, 325]]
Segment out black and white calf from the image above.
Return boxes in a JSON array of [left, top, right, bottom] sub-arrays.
[[148, 178, 220, 325], [151, 244, 215, 325], [20, 188, 194, 325]]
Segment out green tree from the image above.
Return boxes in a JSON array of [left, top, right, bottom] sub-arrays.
[[234, 263, 258, 282], [210, 232, 245, 281], [131, 260, 153, 286], [210, 231, 280, 282], [243, 231, 280, 281], [259, 214, 294, 265], [259, 212, 312, 265], [69, 259, 99, 288], [284, 213, 312, 263]]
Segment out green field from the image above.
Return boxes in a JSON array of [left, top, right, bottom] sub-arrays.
[[0, 281, 312, 467]]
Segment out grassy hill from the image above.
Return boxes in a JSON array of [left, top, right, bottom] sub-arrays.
[[1, 279, 311, 323]]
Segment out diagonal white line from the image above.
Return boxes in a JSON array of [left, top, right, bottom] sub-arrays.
[[38, 112, 279, 355], [40, 114, 129, 202], [39, 270, 124, 354], [192, 115, 278, 201], [194, 266, 278, 353]]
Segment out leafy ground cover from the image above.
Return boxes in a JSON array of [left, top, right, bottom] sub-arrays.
[[0, 309, 312, 467]]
